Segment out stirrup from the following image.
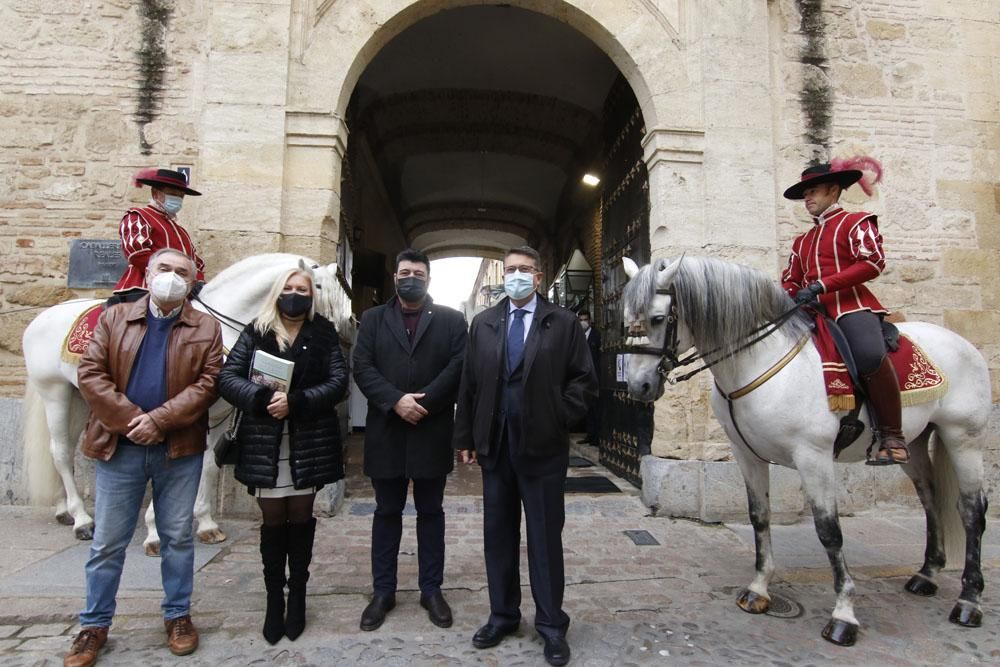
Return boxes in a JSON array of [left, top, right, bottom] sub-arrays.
[[865, 444, 910, 466]]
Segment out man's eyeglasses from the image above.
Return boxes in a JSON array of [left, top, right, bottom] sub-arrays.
[[503, 265, 537, 275]]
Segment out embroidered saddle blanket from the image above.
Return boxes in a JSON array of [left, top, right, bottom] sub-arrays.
[[61, 304, 103, 364], [812, 317, 947, 411]]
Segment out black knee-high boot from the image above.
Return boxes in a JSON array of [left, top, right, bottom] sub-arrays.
[[285, 517, 316, 640], [260, 524, 288, 645]]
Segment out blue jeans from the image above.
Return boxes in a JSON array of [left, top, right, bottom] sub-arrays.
[[79, 443, 203, 628]]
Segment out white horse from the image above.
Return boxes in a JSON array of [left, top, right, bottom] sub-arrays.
[[621, 255, 990, 646], [22, 253, 342, 554]]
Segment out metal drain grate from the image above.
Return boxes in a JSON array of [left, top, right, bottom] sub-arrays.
[[623, 529, 660, 546], [764, 593, 803, 619]]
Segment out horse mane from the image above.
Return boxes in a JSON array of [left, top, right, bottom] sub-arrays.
[[625, 256, 812, 355], [623, 258, 666, 320]]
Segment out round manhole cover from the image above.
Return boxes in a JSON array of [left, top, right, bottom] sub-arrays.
[[765, 593, 803, 619]]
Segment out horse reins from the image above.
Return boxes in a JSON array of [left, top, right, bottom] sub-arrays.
[[714, 334, 810, 466], [193, 294, 248, 333], [626, 288, 807, 385], [626, 289, 811, 467]]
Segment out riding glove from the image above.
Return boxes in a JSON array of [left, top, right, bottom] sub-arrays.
[[794, 282, 824, 305]]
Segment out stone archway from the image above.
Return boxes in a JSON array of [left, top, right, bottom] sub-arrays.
[[277, 0, 707, 264]]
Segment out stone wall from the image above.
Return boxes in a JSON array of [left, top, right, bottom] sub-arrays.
[[772, 0, 998, 389], [769, 0, 999, 483], [1, 0, 217, 395], [1, 0, 996, 491]]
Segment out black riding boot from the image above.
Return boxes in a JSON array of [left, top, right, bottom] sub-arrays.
[[260, 524, 288, 645], [862, 355, 909, 465], [285, 517, 316, 640]]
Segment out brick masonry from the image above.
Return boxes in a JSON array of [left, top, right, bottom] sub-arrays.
[[1, 2, 996, 491]]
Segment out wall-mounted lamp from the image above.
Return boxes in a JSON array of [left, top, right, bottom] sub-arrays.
[[581, 173, 600, 187]]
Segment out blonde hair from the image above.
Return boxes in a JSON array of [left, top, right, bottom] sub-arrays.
[[253, 268, 316, 351]]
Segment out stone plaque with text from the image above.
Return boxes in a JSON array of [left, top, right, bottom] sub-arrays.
[[68, 239, 126, 288]]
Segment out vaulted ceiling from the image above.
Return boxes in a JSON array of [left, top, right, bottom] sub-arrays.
[[349, 4, 620, 259]]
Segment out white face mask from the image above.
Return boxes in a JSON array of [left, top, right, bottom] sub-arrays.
[[148, 271, 190, 303], [161, 194, 184, 215], [503, 271, 535, 300], [580, 320, 590, 332]]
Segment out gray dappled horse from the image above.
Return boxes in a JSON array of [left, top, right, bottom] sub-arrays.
[[621, 255, 989, 646]]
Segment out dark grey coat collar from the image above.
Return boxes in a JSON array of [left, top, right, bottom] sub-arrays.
[[384, 295, 437, 355]]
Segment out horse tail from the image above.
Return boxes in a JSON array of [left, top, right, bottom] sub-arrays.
[[930, 432, 964, 568], [22, 382, 62, 507]]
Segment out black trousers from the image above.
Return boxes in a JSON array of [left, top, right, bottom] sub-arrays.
[[370, 476, 446, 596], [481, 436, 569, 640], [837, 310, 887, 375]]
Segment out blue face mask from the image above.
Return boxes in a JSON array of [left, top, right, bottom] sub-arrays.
[[504, 271, 535, 300], [161, 194, 184, 215]]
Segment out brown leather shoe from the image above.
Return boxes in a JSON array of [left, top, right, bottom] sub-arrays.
[[165, 615, 199, 656], [64, 627, 108, 667]]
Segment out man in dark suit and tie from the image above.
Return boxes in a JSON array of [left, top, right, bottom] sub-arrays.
[[576, 309, 602, 445], [454, 245, 598, 667], [353, 248, 468, 632]]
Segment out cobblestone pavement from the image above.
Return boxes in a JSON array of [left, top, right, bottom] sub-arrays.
[[1, 454, 998, 666]]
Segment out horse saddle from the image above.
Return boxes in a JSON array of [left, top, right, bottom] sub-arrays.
[[820, 315, 900, 458]]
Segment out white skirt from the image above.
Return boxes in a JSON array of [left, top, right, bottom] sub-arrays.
[[256, 427, 315, 498]]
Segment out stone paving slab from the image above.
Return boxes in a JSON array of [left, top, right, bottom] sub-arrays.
[[0, 542, 222, 595], [2, 473, 998, 665]]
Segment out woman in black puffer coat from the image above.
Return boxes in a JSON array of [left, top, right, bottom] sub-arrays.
[[218, 266, 347, 645]]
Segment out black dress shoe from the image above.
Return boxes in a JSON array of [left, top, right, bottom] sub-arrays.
[[543, 635, 571, 666], [360, 594, 395, 631], [419, 590, 453, 628], [472, 622, 517, 649]]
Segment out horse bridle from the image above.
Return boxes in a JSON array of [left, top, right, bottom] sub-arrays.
[[624, 287, 683, 380], [625, 288, 807, 386]]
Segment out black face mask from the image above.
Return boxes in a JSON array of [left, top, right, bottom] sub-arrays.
[[396, 277, 428, 303], [277, 292, 312, 317]]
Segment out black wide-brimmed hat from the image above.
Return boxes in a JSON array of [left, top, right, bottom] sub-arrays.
[[133, 168, 201, 196], [783, 163, 862, 200]]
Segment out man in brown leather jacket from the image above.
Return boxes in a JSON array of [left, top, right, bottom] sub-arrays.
[[64, 248, 222, 667]]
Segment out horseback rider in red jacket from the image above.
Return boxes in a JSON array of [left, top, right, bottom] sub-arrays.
[[781, 157, 908, 466], [109, 168, 205, 306]]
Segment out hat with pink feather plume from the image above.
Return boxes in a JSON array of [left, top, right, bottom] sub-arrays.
[[783, 155, 883, 200]]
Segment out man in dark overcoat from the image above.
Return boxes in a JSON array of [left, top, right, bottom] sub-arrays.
[[454, 245, 598, 667], [352, 248, 468, 631], [576, 309, 602, 445]]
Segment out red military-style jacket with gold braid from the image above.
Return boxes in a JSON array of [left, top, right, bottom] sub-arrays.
[[113, 202, 205, 292], [781, 204, 888, 320]]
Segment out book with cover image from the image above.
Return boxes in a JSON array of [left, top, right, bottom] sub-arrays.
[[251, 350, 295, 393]]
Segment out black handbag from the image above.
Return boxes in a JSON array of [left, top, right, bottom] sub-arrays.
[[214, 407, 242, 467]]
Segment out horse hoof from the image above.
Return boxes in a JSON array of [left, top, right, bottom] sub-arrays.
[[821, 619, 858, 646], [56, 511, 74, 526], [197, 528, 226, 544], [144, 542, 161, 557], [736, 589, 770, 614], [949, 601, 982, 628], [904, 575, 938, 597], [74, 524, 94, 540]]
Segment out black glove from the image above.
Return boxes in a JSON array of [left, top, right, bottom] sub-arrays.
[[188, 280, 206, 300], [794, 282, 823, 305]]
